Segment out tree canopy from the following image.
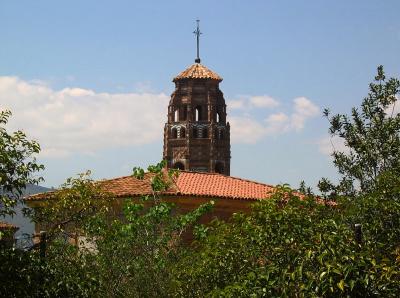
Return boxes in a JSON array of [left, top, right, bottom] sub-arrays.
[[0, 109, 44, 219], [319, 66, 400, 196]]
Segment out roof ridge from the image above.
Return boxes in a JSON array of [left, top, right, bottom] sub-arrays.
[[99, 175, 132, 182], [98, 172, 156, 182]]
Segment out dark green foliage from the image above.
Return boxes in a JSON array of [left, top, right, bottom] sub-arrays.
[[0, 249, 42, 297], [0, 246, 95, 298], [172, 185, 400, 297], [0, 110, 44, 219], [320, 66, 400, 195], [27, 171, 112, 241], [3, 181, 399, 297], [5, 162, 213, 297], [81, 161, 214, 297]]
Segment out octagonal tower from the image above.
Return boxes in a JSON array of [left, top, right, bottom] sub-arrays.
[[163, 62, 231, 175]]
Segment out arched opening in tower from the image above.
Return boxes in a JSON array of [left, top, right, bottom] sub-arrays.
[[174, 109, 179, 122], [179, 127, 186, 138], [203, 127, 208, 138], [173, 162, 185, 170], [182, 105, 188, 120], [219, 129, 224, 140], [171, 128, 178, 139], [195, 106, 202, 121], [215, 162, 224, 174]]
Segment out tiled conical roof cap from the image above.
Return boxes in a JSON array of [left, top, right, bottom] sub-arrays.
[[173, 63, 222, 82]]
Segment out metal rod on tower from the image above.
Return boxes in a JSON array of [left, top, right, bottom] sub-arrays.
[[193, 20, 202, 63]]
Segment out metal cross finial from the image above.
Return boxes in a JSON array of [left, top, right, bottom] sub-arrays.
[[193, 19, 202, 63]]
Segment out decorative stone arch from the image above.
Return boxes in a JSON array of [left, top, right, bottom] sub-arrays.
[[173, 161, 185, 170], [171, 127, 178, 139], [194, 106, 202, 121], [216, 111, 221, 123], [203, 127, 208, 138], [174, 108, 179, 122], [219, 128, 224, 140], [179, 126, 186, 138], [215, 162, 224, 174], [192, 126, 198, 138], [182, 105, 188, 120]]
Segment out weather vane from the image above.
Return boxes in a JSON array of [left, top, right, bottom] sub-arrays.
[[193, 19, 202, 63]]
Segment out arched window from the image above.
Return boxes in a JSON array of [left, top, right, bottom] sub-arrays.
[[195, 106, 201, 121], [193, 127, 198, 138], [203, 128, 208, 138], [174, 109, 179, 122], [216, 112, 221, 123], [215, 162, 224, 174], [182, 105, 188, 120], [173, 162, 185, 170], [179, 127, 186, 138], [171, 128, 178, 139], [219, 129, 224, 140]]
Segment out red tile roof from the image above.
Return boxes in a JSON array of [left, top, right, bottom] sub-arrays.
[[0, 221, 19, 230], [173, 63, 223, 82], [26, 171, 274, 201], [175, 171, 275, 200], [98, 172, 178, 198]]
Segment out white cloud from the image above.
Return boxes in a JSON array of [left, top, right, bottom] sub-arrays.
[[228, 95, 279, 110], [249, 95, 280, 108], [134, 81, 155, 93], [230, 97, 319, 143], [0, 76, 321, 153], [318, 136, 349, 156], [265, 112, 290, 134], [0, 76, 169, 158], [229, 99, 246, 110], [291, 97, 320, 130], [229, 116, 267, 144]]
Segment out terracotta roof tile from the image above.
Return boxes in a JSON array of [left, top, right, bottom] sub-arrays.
[[26, 172, 274, 201], [0, 221, 19, 230], [98, 173, 178, 198], [25, 172, 178, 201], [174, 171, 274, 200], [26, 172, 336, 207], [173, 63, 222, 82]]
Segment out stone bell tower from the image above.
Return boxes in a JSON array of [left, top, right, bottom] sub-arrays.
[[163, 21, 231, 175]]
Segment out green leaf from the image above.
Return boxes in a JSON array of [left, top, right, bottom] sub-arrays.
[[337, 279, 345, 291]]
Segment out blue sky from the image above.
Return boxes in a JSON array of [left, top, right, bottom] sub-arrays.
[[0, 1, 399, 189]]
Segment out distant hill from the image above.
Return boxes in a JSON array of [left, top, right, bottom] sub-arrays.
[[1, 184, 52, 236], [0, 184, 52, 197], [23, 184, 53, 196]]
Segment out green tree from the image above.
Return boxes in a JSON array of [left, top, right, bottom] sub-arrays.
[[173, 186, 400, 297], [14, 161, 214, 297], [319, 66, 400, 195], [0, 110, 44, 219], [85, 161, 213, 297], [28, 170, 112, 243]]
